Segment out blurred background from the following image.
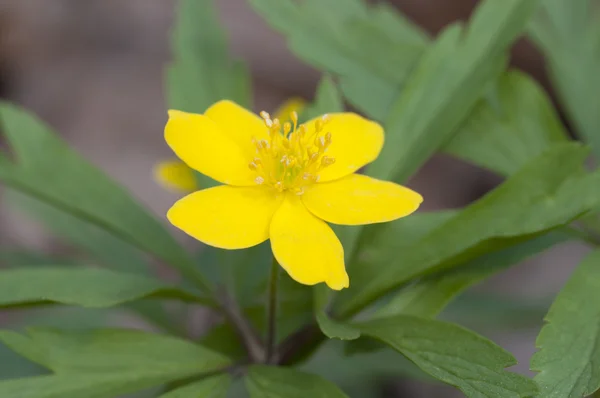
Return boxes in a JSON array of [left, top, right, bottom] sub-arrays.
[[0, 0, 591, 396]]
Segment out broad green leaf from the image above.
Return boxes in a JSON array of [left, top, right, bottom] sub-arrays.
[[374, 231, 569, 319], [0, 328, 230, 374], [158, 375, 232, 398], [246, 365, 349, 398], [0, 103, 210, 293], [444, 70, 570, 176], [336, 144, 600, 317], [357, 316, 538, 397], [5, 190, 148, 274], [529, 0, 600, 159], [368, 0, 540, 183], [0, 267, 204, 308], [531, 249, 600, 397], [0, 374, 182, 398], [250, 0, 427, 120], [168, 0, 251, 190]]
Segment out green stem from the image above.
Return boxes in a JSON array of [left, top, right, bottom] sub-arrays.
[[265, 256, 279, 363]]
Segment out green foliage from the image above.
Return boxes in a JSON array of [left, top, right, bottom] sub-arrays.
[[529, 0, 600, 160], [357, 316, 538, 397], [0, 267, 203, 308], [5, 190, 148, 274], [158, 375, 231, 398], [4, 0, 600, 396], [0, 329, 230, 398], [0, 103, 210, 294], [531, 249, 600, 397], [336, 144, 599, 316], [245, 365, 349, 397], [444, 70, 570, 176]]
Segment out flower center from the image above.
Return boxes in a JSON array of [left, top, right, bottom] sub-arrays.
[[249, 111, 335, 195]]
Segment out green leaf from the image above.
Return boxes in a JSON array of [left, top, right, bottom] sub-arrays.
[[529, 0, 600, 159], [0, 267, 204, 308], [246, 365, 349, 398], [0, 328, 230, 375], [531, 249, 600, 397], [0, 103, 210, 293], [5, 190, 148, 274], [368, 0, 540, 183], [158, 375, 231, 398], [0, 251, 75, 267], [0, 374, 183, 398], [168, 0, 251, 113], [374, 231, 569, 319], [357, 316, 538, 397], [336, 143, 600, 317], [444, 70, 570, 176], [316, 312, 360, 341], [250, 0, 427, 121], [302, 75, 344, 121]]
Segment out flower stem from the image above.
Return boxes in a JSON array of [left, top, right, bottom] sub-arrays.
[[265, 256, 279, 363]]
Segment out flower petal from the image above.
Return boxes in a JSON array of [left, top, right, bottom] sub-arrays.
[[302, 174, 423, 225], [204, 100, 269, 157], [304, 113, 384, 182], [270, 194, 348, 290], [168, 186, 282, 249], [274, 97, 307, 122], [165, 110, 256, 186], [154, 160, 198, 193]]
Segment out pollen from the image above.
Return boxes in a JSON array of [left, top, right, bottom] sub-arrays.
[[249, 112, 335, 194]]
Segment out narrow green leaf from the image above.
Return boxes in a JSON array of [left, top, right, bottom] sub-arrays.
[[0, 251, 75, 267], [337, 144, 600, 317], [444, 70, 569, 176], [374, 231, 569, 319], [0, 374, 180, 398], [0, 103, 210, 293], [168, 0, 251, 113], [531, 249, 600, 397], [0, 328, 230, 374], [357, 316, 538, 397], [0, 267, 204, 308], [158, 375, 231, 398], [250, 0, 427, 120], [529, 0, 600, 159], [5, 190, 148, 274], [368, 0, 540, 183], [246, 365, 349, 398]]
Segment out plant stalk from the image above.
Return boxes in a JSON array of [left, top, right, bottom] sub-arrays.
[[265, 256, 280, 363]]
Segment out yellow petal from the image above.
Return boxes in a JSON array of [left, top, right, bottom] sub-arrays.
[[168, 186, 282, 249], [304, 113, 384, 182], [274, 97, 307, 123], [154, 160, 198, 193], [204, 100, 269, 157], [270, 194, 348, 290], [165, 110, 256, 186], [303, 174, 423, 225]]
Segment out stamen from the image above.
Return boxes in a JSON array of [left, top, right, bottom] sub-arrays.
[[255, 176, 265, 185]]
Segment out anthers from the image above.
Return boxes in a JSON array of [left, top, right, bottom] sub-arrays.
[[249, 111, 335, 194]]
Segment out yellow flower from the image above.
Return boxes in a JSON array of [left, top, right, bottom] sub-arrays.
[[164, 100, 423, 290], [154, 97, 307, 193]]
